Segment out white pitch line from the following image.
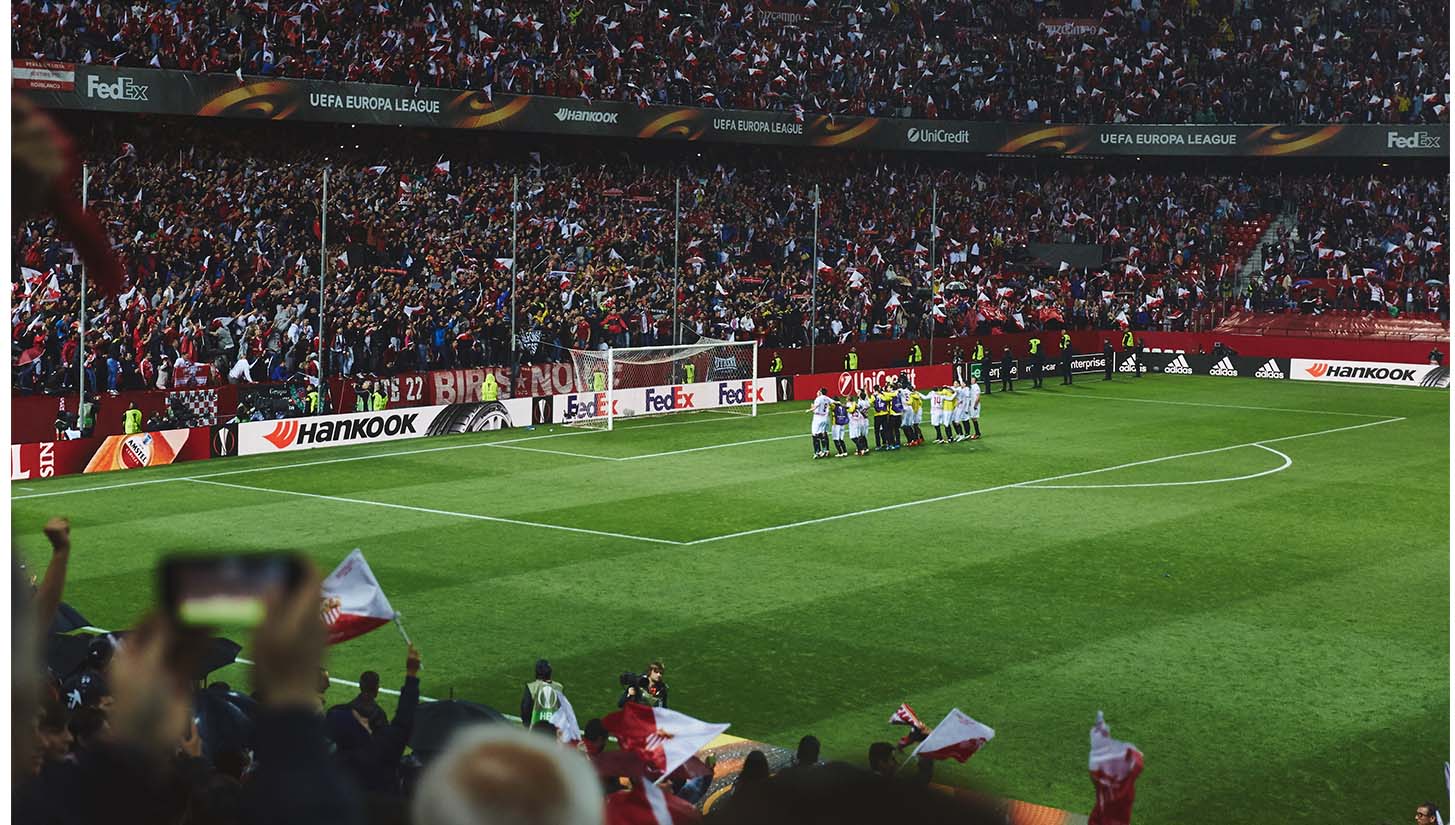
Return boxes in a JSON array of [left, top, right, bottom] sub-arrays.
[[1021, 444, 1293, 489], [618, 434, 803, 461], [481, 443, 620, 461], [187, 478, 685, 546], [682, 417, 1405, 545]]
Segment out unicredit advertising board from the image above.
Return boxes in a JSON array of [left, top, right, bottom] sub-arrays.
[[1290, 358, 1450, 388], [791, 365, 954, 401]]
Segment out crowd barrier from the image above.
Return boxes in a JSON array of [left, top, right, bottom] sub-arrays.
[[14, 377, 786, 479]]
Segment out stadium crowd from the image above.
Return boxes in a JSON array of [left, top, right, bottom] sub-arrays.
[[13, 119, 1449, 394], [15, 517, 994, 825], [12, 0, 1449, 124]]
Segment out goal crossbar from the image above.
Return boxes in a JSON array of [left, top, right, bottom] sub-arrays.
[[565, 340, 761, 430]]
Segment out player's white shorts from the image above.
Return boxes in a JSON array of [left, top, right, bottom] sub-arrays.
[[931, 410, 945, 427], [901, 410, 916, 426], [831, 423, 846, 440], [850, 419, 866, 439], [954, 407, 968, 423], [970, 404, 981, 419], [811, 415, 829, 435]]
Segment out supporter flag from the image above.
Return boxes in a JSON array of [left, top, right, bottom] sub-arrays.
[[816, 259, 833, 274], [602, 703, 729, 780], [320, 549, 399, 645], [554, 691, 582, 744], [334, 251, 349, 269], [604, 780, 702, 825], [366, 165, 388, 175], [432, 158, 451, 176], [1058, 261, 1071, 273], [1088, 711, 1143, 825], [493, 257, 514, 271], [114, 142, 136, 164], [910, 708, 995, 762]]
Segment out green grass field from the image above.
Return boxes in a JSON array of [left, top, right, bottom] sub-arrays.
[[12, 375, 1449, 823]]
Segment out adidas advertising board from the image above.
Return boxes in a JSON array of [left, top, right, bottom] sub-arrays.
[[1291, 358, 1450, 388], [1254, 359, 1286, 379], [1208, 357, 1239, 376], [1163, 355, 1194, 374]]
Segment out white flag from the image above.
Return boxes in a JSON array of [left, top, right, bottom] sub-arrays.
[[911, 708, 995, 762], [321, 549, 398, 645]]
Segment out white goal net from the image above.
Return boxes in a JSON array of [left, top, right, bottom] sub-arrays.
[[565, 340, 760, 430]]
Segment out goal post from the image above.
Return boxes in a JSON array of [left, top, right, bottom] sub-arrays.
[[565, 339, 760, 430]]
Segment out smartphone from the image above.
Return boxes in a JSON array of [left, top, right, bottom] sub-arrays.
[[160, 553, 305, 628]]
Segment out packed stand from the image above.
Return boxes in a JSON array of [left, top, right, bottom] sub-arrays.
[[1241, 175, 1450, 315], [12, 0, 1449, 124], [12, 120, 1449, 396], [14, 517, 1001, 825]]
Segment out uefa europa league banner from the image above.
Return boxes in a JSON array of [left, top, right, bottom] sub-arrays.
[[16, 63, 1447, 158]]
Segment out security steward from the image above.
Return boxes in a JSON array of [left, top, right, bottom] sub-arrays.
[[976, 340, 992, 394], [1059, 331, 1074, 385], [844, 347, 859, 371], [483, 370, 500, 402], [1028, 335, 1044, 388], [769, 353, 785, 375], [307, 386, 321, 414], [1103, 338, 1114, 380], [123, 402, 143, 435], [1000, 347, 1014, 392], [683, 361, 696, 383], [371, 385, 388, 411], [1122, 328, 1141, 377], [907, 342, 923, 366]]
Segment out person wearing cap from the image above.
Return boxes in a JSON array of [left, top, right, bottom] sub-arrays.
[[521, 659, 564, 729]]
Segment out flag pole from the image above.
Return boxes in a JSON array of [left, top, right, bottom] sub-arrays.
[[511, 174, 519, 365], [318, 168, 328, 410], [77, 164, 88, 430], [928, 186, 936, 366], [672, 177, 680, 345], [810, 184, 819, 374], [393, 615, 413, 647]]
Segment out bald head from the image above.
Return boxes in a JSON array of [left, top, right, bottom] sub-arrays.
[[411, 725, 602, 825]]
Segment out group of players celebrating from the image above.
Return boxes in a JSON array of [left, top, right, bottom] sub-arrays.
[[809, 374, 982, 459]]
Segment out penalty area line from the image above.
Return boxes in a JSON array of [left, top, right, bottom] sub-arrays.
[[683, 416, 1405, 545], [186, 478, 685, 546]]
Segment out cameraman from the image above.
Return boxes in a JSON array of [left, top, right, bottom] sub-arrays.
[[617, 661, 669, 708]]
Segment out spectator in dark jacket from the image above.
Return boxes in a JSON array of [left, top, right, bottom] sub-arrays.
[[326, 646, 422, 795]]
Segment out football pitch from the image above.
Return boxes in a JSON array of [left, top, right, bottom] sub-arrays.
[[12, 375, 1449, 824]]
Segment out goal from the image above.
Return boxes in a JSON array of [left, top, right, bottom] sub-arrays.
[[565, 340, 760, 430]]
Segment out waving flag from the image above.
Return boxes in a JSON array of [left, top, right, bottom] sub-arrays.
[[602, 703, 728, 780], [1088, 711, 1143, 825], [554, 691, 582, 744], [605, 780, 702, 825], [911, 708, 995, 762], [320, 549, 398, 645], [889, 703, 927, 730]]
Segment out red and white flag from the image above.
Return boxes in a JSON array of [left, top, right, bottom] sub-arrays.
[[605, 780, 702, 825], [602, 702, 729, 780], [432, 158, 451, 176], [910, 708, 995, 762], [888, 703, 927, 731], [320, 549, 398, 645], [1088, 711, 1144, 825]]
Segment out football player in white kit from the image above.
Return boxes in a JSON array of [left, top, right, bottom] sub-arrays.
[[952, 380, 973, 442], [919, 386, 949, 443], [967, 376, 982, 439], [849, 392, 871, 456], [808, 388, 833, 458]]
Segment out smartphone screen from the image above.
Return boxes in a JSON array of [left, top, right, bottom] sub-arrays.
[[161, 554, 303, 628]]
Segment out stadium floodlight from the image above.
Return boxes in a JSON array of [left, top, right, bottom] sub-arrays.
[[565, 340, 760, 430]]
